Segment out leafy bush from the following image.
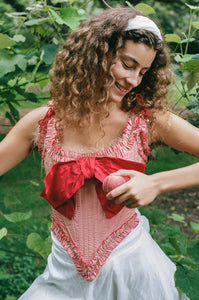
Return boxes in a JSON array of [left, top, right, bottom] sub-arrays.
[[140, 207, 199, 299], [0, 255, 44, 299]]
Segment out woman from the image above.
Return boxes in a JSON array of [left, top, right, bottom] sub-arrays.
[[0, 6, 197, 300]]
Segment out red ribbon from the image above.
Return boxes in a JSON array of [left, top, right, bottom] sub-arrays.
[[40, 157, 145, 219]]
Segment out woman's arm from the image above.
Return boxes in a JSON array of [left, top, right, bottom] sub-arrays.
[[106, 111, 199, 208], [0, 106, 48, 176]]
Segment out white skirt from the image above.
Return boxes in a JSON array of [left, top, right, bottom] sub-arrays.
[[18, 214, 189, 300]]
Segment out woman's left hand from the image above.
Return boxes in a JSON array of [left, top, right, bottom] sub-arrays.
[[106, 169, 160, 209]]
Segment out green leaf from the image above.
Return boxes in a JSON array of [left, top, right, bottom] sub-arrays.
[[184, 71, 199, 91], [49, 8, 66, 25], [14, 86, 38, 102], [41, 44, 60, 65], [0, 33, 16, 49], [165, 34, 181, 44], [0, 60, 15, 77], [25, 17, 51, 26], [193, 54, 199, 60], [3, 211, 32, 223], [0, 52, 27, 77], [8, 102, 20, 122], [184, 71, 199, 90], [5, 111, 16, 126], [140, 207, 167, 225], [14, 54, 27, 71], [0, 227, 7, 240], [49, 7, 80, 30], [12, 34, 26, 43], [192, 22, 199, 30], [190, 222, 199, 233], [190, 241, 199, 263], [125, 1, 134, 8], [175, 265, 199, 299], [185, 59, 199, 73], [185, 3, 199, 10], [159, 223, 183, 238], [60, 7, 81, 30], [181, 38, 195, 43], [150, 209, 167, 225], [175, 54, 193, 63], [135, 3, 156, 15], [169, 213, 186, 224], [27, 233, 52, 261]]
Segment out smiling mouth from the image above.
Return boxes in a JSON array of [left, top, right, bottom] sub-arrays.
[[115, 82, 129, 93]]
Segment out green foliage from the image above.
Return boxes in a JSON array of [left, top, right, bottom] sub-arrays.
[[134, 3, 156, 15], [27, 232, 52, 261], [166, 4, 199, 120], [140, 206, 199, 299], [190, 222, 199, 233], [0, 255, 44, 299], [0, 147, 50, 299], [0, 227, 7, 240], [3, 210, 32, 223], [0, 0, 93, 123]]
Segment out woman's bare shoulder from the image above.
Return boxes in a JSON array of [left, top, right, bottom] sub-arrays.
[[6, 105, 49, 141], [147, 108, 170, 144], [148, 108, 199, 156], [21, 105, 49, 124]]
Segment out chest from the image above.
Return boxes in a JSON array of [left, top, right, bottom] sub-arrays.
[[57, 115, 131, 153]]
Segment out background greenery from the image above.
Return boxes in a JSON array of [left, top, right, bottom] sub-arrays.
[[0, 0, 199, 299]]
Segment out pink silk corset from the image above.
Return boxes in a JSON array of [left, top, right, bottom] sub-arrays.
[[38, 106, 150, 281]]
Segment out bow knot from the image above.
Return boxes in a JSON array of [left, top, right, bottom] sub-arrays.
[[79, 157, 96, 179]]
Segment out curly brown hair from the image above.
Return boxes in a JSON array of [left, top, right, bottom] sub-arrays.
[[50, 7, 171, 125]]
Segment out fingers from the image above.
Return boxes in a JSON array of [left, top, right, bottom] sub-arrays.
[[123, 199, 138, 209], [106, 181, 129, 200], [110, 169, 139, 178]]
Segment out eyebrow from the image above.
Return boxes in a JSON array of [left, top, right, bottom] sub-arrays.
[[120, 53, 151, 70]]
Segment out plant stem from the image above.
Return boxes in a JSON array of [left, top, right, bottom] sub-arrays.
[[185, 10, 193, 55]]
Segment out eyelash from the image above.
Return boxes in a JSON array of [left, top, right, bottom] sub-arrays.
[[122, 62, 145, 76], [122, 61, 133, 69]]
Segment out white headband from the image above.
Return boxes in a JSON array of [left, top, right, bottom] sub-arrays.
[[125, 15, 163, 41]]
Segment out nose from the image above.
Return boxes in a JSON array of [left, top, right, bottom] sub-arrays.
[[125, 71, 141, 88]]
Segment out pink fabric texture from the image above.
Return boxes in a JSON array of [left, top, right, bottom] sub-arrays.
[[38, 105, 150, 281]]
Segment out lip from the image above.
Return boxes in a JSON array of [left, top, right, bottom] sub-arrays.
[[115, 82, 130, 96]]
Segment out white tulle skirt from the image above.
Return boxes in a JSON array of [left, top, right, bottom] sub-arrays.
[[18, 213, 189, 300]]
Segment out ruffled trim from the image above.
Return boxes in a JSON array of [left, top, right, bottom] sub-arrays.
[[133, 111, 151, 162], [43, 111, 149, 163], [51, 213, 139, 281], [37, 104, 55, 154]]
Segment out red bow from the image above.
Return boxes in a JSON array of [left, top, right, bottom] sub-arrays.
[[40, 157, 145, 219]]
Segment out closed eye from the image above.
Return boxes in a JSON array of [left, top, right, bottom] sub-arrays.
[[122, 61, 135, 69], [122, 61, 146, 77]]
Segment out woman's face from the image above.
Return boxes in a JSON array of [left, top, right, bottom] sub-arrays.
[[108, 40, 157, 105]]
